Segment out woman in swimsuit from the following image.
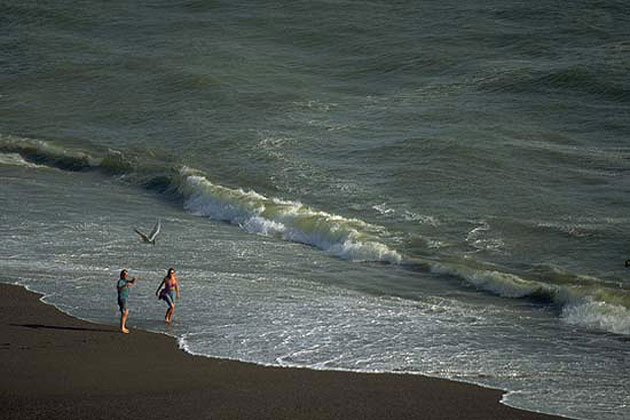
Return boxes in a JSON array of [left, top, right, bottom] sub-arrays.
[[155, 267, 180, 323]]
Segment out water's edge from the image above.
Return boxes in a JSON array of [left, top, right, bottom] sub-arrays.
[[1, 280, 576, 420]]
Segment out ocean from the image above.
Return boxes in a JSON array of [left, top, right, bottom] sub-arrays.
[[1, 1, 629, 419]]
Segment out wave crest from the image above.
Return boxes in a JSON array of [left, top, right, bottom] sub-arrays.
[[3, 134, 628, 335], [427, 260, 630, 334], [179, 172, 402, 263], [0, 135, 97, 171]]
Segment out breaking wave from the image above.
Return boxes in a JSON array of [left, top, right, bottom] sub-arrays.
[[0, 135, 401, 264], [2, 134, 628, 334], [422, 259, 630, 335], [0, 152, 47, 168], [178, 170, 402, 263]]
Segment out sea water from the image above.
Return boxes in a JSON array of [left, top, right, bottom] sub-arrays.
[[1, 1, 629, 419]]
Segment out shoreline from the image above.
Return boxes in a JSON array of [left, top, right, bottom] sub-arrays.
[[1, 283, 569, 420]]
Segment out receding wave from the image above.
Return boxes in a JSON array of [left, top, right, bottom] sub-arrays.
[[3, 134, 628, 334]]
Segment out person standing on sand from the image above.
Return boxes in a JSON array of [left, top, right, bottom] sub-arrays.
[[117, 269, 136, 334], [155, 267, 179, 323]]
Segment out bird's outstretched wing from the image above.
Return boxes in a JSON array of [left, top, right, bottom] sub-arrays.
[[134, 228, 151, 243], [148, 219, 161, 242]]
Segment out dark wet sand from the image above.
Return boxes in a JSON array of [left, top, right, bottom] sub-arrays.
[[0, 283, 567, 420]]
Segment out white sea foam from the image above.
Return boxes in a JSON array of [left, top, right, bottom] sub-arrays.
[[373, 202, 395, 215], [430, 262, 553, 298], [429, 260, 630, 335], [562, 299, 630, 335], [0, 152, 45, 168], [403, 211, 440, 226], [178, 171, 401, 263], [465, 221, 506, 253]]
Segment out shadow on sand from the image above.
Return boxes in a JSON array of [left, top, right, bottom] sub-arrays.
[[11, 323, 116, 333]]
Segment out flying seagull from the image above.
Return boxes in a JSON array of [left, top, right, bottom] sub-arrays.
[[134, 219, 161, 245]]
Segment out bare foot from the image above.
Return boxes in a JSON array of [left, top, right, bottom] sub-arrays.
[[122, 328, 130, 334], [165, 319, 171, 324]]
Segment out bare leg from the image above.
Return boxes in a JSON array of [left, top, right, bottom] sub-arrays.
[[165, 304, 175, 323], [120, 309, 130, 334]]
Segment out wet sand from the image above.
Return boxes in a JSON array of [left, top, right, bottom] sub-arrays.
[[0, 283, 567, 420]]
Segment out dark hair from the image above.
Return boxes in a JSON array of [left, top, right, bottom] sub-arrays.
[[168, 267, 175, 275], [120, 269, 128, 278]]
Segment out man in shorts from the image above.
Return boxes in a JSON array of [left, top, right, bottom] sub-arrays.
[[117, 269, 136, 333]]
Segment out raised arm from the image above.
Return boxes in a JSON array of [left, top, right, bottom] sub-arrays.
[[119, 277, 136, 291]]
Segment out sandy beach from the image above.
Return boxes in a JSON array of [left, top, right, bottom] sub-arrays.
[[0, 283, 569, 420]]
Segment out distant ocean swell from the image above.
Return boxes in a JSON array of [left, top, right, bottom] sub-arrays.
[[475, 65, 630, 101], [2, 134, 629, 335]]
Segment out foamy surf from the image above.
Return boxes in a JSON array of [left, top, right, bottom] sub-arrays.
[[178, 170, 402, 263], [562, 299, 630, 335], [0, 152, 47, 169], [0, 135, 401, 264], [3, 135, 629, 336], [426, 259, 630, 335]]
